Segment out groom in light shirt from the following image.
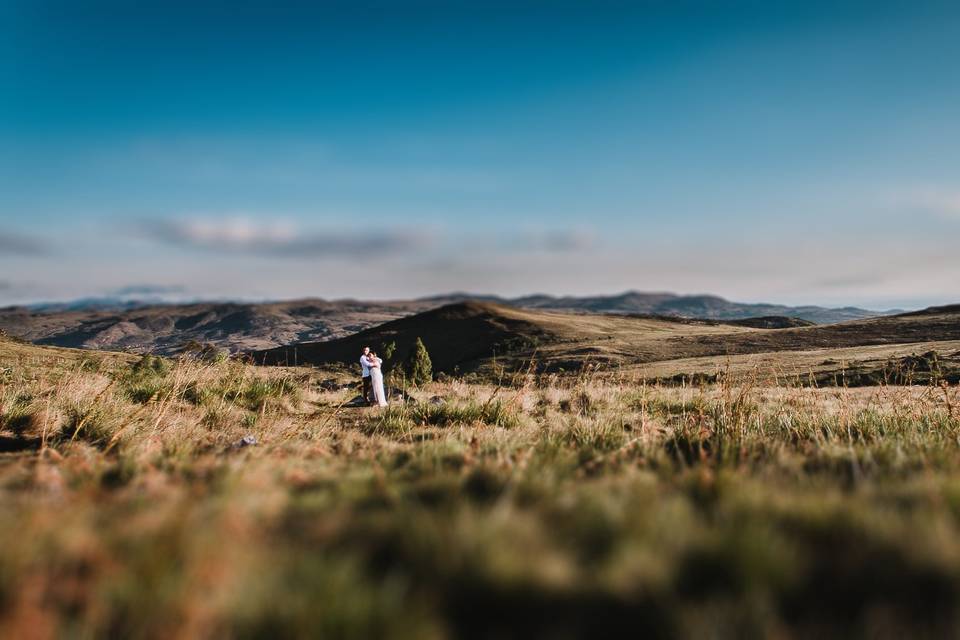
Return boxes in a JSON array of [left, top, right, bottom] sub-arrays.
[[360, 346, 373, 404]]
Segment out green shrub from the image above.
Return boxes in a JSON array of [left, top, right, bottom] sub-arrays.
[[237, 378, 299, 411], [183, 381, 214, 406], [131, 355, 170, 378], [404, 337, 433, 386], [62, 405, 116, 446], [185, 376, 300, 412], [121, 355, 172, 404], [369, 405, 414, 436], [409, 400, 518, 429]]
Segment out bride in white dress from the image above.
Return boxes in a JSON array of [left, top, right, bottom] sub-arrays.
[[366, 352, 388, 407]]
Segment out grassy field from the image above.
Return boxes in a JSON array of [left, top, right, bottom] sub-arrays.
[[3, 337, 960, 638]]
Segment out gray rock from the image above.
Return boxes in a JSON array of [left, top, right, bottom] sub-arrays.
[[234, 435, 257, 448]]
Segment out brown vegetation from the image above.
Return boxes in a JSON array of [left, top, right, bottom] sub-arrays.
[[3, 334, 960, 637]]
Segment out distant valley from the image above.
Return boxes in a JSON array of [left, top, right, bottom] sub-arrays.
[[0, 291, 893, 355]]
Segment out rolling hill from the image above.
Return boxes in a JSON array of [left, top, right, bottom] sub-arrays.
[[0, 299, 431, 355], [420, 291, 889, 323], [252, 301, 960, 379], [0, 292, 887, 355], [503, 292, 888, 323], [253, 301, 556, 372]]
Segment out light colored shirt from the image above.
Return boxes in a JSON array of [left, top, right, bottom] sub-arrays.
[[360, 354, 371, 377]]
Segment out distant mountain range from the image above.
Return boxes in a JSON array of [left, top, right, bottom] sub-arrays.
[[0, 291, 897, 355], [422, 292, 895, 324]]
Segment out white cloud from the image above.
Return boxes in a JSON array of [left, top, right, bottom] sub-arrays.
[[139, 217, 432, 257], [0, 230, 47, 256], [894, 187, 960, 219]]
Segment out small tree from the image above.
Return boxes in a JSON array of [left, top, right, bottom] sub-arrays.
[[383, 341, 396, 361], [382, 340, 398, 387], [404, 337, 433, 386]]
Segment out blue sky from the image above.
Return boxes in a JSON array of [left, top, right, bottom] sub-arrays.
[[2, 0, 959, 308]]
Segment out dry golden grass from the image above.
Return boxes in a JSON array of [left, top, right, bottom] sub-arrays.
[[3, 336, 960, 638]]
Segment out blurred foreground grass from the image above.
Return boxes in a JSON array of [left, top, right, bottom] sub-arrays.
[[2, 348, 960, 638]]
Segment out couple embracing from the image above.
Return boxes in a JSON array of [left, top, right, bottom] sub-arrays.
[[360, 346, 388, 407]]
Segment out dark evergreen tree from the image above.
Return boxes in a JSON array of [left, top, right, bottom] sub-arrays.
[[404, 337, 433, 386]]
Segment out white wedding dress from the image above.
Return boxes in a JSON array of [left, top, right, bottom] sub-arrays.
[[370, 358, 388, 407]]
